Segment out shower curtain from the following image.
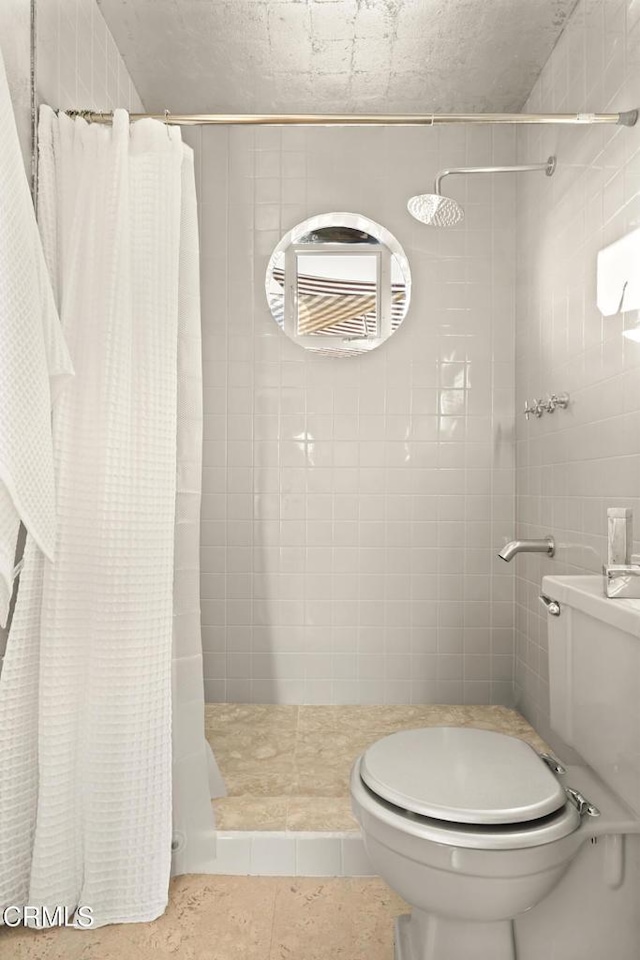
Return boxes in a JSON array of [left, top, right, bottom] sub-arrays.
[[0, 108, 216, 927], [171, 139, 225, 876]]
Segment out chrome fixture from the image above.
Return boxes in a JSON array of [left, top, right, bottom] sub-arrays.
[[604, 507, 640, 598], [524, 398, 545, 420], [66, 110, 639, 128], [539, 753, 566, 775], [544, 392, 570, 413], [524, 392, 570, 419], [604, 563, 640, 599], [607, 507, 632, 565], [498, 537, 555, 562], [565, 787, 601, 819], [407, 156, 555, 226], [539, 594, 561, 617]]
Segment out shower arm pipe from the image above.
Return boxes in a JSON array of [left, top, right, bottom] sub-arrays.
[[434, 157, 556, 195], [64, 109, 639, 128]]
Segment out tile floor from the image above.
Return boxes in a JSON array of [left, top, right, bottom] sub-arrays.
[[0, 876, 407, 960], [1, 706, 552, 959], [206, 703, 550, 831]]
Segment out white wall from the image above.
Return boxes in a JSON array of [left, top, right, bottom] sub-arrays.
[[514, 0, 640, 744], [0, 0, 32, 167], [189, 121, 518, 705], [0, 0, 144, 171]]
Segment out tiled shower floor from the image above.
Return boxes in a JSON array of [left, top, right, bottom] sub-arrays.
[[205, 703, 549, 832]]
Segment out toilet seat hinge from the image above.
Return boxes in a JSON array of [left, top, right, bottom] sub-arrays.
[[565, 786, 601, 818], [538, 753, 566, 775]]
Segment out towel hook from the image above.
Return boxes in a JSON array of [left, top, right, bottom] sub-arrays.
[[163, 109, 172, 139]]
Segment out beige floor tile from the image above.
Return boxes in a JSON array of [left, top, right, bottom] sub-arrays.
[[295, 705, 513, 749], [0, 926, 86, 960], [294, 729, 376, 764], [292, 762, 352, 798], [205, 726, 297, 769], [215, 746, 296, 780], [206, 704, 299, 798], [205, 703, 299, 732], [286, 797, 358, 832], [450, 706, 550, 752], [214, 796, 289, 831], [269, 878, 406, 960], [296, 705, 403, 738], [376, 704, 478, 731], [296, 705, 367, 734], [222, 768, 296, 798], [205, 703, 551, 830], [0, 876, 280, 960], [0, 877, 405, 960], [208, 726, 297, 758], [291, 730, 372, 798]]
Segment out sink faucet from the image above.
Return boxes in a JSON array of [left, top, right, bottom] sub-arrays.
[[498, 537, 555, 562]]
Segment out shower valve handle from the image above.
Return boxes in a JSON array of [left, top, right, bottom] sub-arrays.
[[544, 392, 570, 414], [524, 399, 544, 420]]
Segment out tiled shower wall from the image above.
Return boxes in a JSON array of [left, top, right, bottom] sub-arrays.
[[514, 0, 640, 745], [0, 0, 143, 170], [35, 1, 144, 118], [190, 122, 519, 705]]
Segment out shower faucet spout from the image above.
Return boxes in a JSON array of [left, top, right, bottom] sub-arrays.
[[498, 537, 555, 562]]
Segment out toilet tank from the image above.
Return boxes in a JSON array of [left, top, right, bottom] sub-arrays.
[[542, 575, 640, 817]]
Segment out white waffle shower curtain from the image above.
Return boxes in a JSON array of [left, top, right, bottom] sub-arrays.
[[0, 108, 216, 927]]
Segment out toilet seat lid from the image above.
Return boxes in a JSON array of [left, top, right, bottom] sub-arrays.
[[360, 727, 567, 825]]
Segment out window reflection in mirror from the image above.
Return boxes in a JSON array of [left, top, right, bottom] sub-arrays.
[[265, 214, 411, 357], [295, 252, 379, 338]]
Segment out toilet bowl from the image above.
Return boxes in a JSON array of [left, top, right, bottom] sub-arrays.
[[350, 726, 588, 960], [350, 577, 640, 959]]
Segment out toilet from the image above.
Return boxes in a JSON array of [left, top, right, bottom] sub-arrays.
[[350, 575, 640, 960]]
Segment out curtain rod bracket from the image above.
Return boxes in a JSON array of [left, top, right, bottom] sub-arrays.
[[618, 109, 639, 126]]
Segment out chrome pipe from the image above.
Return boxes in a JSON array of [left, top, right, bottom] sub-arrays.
[[435, 157, 555, 195], [498, 537, 555, 562], [64, 110, 638, 128]]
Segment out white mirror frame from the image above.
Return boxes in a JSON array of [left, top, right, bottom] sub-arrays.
[[265, 212, 412, 357]]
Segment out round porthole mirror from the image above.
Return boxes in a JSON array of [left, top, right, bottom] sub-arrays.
[[265, 212, 411, 357]]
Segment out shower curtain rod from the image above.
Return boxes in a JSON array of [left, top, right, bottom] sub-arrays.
[[65, 109, 639, 127]]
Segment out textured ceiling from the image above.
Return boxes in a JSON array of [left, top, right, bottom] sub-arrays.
[[97, 0, 578, 115]]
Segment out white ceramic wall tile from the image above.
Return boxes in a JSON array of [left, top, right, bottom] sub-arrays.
[[192, 119, 518, 704], [0, 2, 32, 167], [1, 0, 144, 175], [206, 832, 375, 877], [514, 0, 640, 745], [36, 0, 145, 114], [250, 835, 297, 876], [295, 837, 343, 877], [210, 834, 252, 875]]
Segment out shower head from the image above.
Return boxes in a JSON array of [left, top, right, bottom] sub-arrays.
[[407, 192, 464, 227], [408, 156, 556, 227]]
